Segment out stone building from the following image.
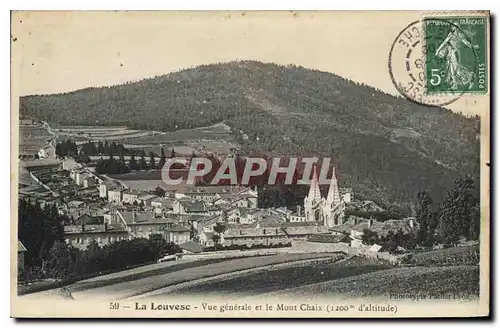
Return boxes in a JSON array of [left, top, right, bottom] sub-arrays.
[[63, 223, 128, 250]]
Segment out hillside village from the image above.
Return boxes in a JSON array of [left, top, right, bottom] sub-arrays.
[[16, 94, 481, 302], [18, 136, 420, 261]]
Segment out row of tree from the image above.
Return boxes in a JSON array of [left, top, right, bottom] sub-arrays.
[[362, 177, 480, 252], [416, 177, 480, 245], [27, 238, 181, 281], [362, 228, 417, 254], [95, 156, 130, 175], [55, 140, 78, 158], [94, 147, 177, 174], [18, 199, 69, 268], [79, 140, 128, 157]]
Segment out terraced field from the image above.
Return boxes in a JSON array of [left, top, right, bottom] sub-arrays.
[[166, 256, 391, 297], [55, 123, 239, 156], [19, 124, 53, 155], [261, 265, 479, 300], [406, 245, 480, 266]]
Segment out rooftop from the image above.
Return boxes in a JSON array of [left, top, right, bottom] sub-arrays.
[[225, 224, 286, 238], [168, 225, 191, 233], [123, 189, 142, 196], [64, 224, 127, 234], [283, 224, 329, 236], [151, 197, 176, 207], [18, 241, 27, 252], [99, 180, 122, 187], [138, 194, 156, 201], [179, 241, 204, 253], [179, 199, 208, 212], [332, 217, 417, 236], [119, 210, 177, 225]]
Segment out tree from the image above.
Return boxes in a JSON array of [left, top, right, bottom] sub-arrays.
[[362, 229, 379, 245], [211, 234, 221, 250], [18, 199, 65, 268], [213, 222, 227, 251], [438, 177, 480, 244], [468, 203, 481, 240], [149, 152, 156, 169], [44, 241, 76, 279], [119, 151, 126, 164], [190, 225, 199, 243], [97, 140, 103, 155], [139, 154, 148, 171], [416, 191, 434, 246], [158, 148, 166, 169], [213, 222, 227, 235], [258, 185, 286, 208], [154, 186, 166, 197], [129, 154, 138, 171]]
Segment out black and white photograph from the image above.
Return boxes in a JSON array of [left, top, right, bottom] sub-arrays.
[[10, 10, 490, 318]]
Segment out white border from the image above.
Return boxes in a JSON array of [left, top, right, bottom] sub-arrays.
[[2, 1, 498, 327]]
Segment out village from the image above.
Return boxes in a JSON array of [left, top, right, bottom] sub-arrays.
[[17, 120, 423, 266]]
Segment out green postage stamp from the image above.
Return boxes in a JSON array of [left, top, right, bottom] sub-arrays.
[[424, 16, 488, 94]]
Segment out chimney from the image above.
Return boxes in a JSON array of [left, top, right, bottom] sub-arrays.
[[297, 205, 301, 216]]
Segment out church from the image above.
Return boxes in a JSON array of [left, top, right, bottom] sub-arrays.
[[303, 166, 346, 228]]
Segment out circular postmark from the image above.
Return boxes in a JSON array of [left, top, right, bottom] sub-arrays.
[[388, 19, 479, 106]]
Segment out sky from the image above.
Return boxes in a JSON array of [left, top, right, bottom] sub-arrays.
[[11, 11, 488, 116]]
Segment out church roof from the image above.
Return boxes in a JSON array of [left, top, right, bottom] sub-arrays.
[[307, 166, 322, 200], [326, 167, 341, 205]]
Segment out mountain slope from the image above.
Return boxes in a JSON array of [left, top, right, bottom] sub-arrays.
[[20, 61, 480, 208]]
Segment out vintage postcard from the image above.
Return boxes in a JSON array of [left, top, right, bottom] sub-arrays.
[[10, 11, 490, 318]]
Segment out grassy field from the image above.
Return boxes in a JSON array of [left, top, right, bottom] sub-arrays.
[[166, 257, 392, 296], [19, 124, 53, 154], [56, 123, 239, 156], [404, 245, 480, 266], [122, 123, 233, 144], [268, 265, 479, 300], [68, 257, 243, 293]]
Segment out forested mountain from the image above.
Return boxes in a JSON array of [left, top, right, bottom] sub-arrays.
[[20, 61, 480, 209]]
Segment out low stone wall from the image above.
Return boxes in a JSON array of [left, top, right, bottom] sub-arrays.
[[181, 248, 289, 261], [290, 240, 350, 253], [182, 240, 400, 264], [355, 248, 401, 265]]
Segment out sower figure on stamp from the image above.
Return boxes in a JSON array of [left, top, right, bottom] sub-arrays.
[[435, 26, 479, 90]]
